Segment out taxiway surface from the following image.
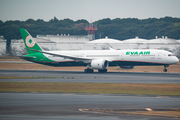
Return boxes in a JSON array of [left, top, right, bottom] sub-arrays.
[[0, 70, 180, 84], [0, 93, 179, 120]]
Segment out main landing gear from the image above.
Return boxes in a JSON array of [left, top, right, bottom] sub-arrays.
[[84, 64, 94, 73], [84, 69, 94, 73], [84, 69, 108, 73], [163, 65, 169, 72], [84, 65, 107, 73], [98, 69, 107, 73]]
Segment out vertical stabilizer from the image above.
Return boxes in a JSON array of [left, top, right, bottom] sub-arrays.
[[19, 28, 42, 54]]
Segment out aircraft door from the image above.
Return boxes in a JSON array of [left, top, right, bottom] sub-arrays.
[[120, 53, 125, 60], [158, 52, 162, 59], [81, 53, 85, 57]]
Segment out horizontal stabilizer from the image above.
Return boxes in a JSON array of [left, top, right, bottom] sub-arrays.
[[20, 56, 36, 59]]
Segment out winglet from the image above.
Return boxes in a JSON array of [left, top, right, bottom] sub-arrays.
[[109, 47, 115, 50]]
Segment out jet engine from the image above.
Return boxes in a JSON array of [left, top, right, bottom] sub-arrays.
[[91, 59, 109, 69], [119, 66, 135, 69]]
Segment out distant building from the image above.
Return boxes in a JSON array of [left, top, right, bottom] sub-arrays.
[[0, 36, 6, 55], [9, 34, 94, 55], [86, 36, 180, 51], [36, 34, 93, 50], [1, 35, 180, 56]]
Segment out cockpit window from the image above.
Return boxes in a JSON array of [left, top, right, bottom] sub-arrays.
[[168, 54, 174, 56]]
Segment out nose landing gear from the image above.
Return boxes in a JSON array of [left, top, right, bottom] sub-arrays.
[[163, 68, 167, 72], [163, 65, 169, 72]]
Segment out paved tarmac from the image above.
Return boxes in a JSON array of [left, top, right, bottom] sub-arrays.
[[0, 70, 180, 84], [0, 93, 179, 120], [0, 70, 180, 120]]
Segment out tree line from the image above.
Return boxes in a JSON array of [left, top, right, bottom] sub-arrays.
[[0, 16, 180, 54], [94, 17, 180, 40]]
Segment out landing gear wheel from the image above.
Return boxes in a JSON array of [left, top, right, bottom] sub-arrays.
[[163, 69, 167, 72], [84, 69, 94, 73], [84, 64, 94, 73], [84, 69, 87, 73], [98, 69, 107, 73], [163, 65, 169, 72]]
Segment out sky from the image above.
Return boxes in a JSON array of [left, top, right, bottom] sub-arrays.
[[0, 0, 180, 22]]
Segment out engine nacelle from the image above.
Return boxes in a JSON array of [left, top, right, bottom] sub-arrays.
[[91, 59, 109, 69], [119, 66, 135, 69]]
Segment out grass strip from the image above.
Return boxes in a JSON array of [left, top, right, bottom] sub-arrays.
[[0, 82, 179, 96]]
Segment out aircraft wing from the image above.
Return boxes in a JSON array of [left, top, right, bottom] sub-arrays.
[[28, 49, 92, 63]]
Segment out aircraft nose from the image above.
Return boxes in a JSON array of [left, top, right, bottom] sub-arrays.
[[174, 57, 179, 64]]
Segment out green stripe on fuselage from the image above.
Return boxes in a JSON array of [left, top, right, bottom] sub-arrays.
[[23, 53, 54, 63]]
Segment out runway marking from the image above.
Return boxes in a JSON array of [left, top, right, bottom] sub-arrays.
[[146, 108, 153, 111], [78, 109, 89, 112], [78, 109, 83, 111], [156, 96, 170, 98]]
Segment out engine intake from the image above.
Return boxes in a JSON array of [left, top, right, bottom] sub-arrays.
[[91, 59, 108, 69]]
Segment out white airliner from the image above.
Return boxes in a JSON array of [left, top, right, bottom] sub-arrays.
[[20, 28, 179, 73]]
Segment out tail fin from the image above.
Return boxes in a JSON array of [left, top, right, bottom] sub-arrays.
[[19, 28, 42, 54]]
